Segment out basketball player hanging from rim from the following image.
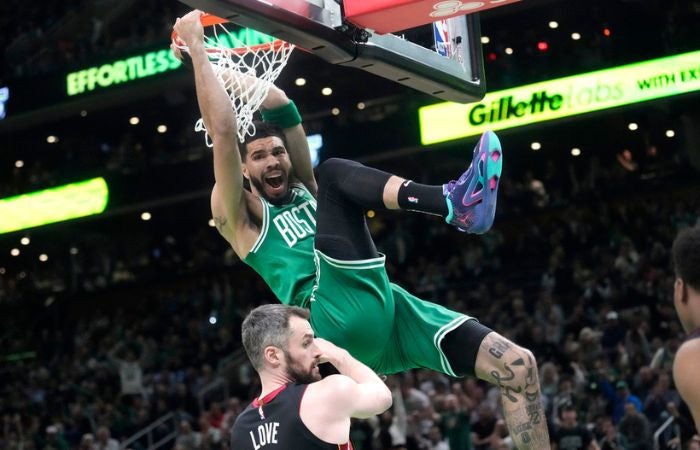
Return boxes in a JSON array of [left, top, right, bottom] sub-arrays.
[[174, 10, 550, 448]]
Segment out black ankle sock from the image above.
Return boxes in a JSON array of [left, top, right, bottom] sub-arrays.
[[397, 181, 448, 216]]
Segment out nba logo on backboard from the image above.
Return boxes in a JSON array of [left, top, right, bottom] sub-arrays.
[[433, 19, 452, 57], [0, 87, 8, 120]]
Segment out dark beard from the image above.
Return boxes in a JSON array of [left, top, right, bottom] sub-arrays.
[[284, 351, 320, 384], [249, 176, 291, 206]]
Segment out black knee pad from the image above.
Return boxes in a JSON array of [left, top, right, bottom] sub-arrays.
[[316, 158, 390, 210], [441, 319, 493, 377], [317, 158, 358, 188]]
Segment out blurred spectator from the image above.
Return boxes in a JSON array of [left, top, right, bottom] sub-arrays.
[[642, 371, 680, 429], [78, 434, 94, 450], [439, 392, 473, 450], [349, 419, 375, 450], [2, 414, 25, 450], [596, 417, 620, 450], [401, 375, 431, 416], [550, 376, 584, 429], [630, 366, 656, 405], [599, 380, 643, 424], [578, 327, 604, 369], [624, 324, 652, 376], [470, 404, 500, 450], [92, 426, 118, 450], [107, 341, 147, 401], [550, 404, 598, 450], [197, 413, 222, 450], [42, 425, 69, 450], [220, 398, 241, 433], [650, 337, 680, 372], [373, 381, 408, 449], [174, 420, 200, 450], [419, 425, 450, 450], [617, 402, 651, 450], [207, 402, 224, 429], [601, 312, 626, 360]]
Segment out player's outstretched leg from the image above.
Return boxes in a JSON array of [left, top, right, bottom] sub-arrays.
[[315, 130, 502, 235], [442, 130, 502, 233], [474, 332, 550, 449]]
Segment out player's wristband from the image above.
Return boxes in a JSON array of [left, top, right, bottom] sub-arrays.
[[261, 100, 302, 129]]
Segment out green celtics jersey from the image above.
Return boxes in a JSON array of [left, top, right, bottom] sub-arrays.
[[243, 184, 317, 307]]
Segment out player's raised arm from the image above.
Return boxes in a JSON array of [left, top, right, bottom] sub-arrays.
[[307, 338, 392, 419], [173, 11, 252, 254], [260, 88, 318, 197], [204, 62, 317, 196]]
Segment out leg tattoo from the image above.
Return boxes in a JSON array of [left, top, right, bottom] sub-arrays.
[[476, 335, 551, 450], [490, 361, 521, 403]]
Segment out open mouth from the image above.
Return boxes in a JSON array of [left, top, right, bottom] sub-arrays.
[[265, 175, 284, 189]]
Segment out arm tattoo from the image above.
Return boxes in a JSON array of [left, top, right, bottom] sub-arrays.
[[214, 216, 228, 233]]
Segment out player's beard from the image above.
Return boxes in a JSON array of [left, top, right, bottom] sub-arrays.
[[249, 173, 291, 206], [284, 351, 321, 384]]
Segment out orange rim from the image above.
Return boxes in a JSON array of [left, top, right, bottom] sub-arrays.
[[171, 13, 291, 54], [200, 13, 228, 27], [171, 13, 228, 43]]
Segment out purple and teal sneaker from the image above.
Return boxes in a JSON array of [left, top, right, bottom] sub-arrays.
[[442, 130, 502, 234]]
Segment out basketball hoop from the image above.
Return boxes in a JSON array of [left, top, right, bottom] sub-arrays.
[[172, 14, 295, 144]]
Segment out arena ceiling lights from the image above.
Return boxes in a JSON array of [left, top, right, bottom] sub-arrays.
[[0, 178, 109, 234], [419, 50, 700, 145]]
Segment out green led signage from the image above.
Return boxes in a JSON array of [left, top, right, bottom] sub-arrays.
[[67, 49, 182, 96], [0, 178, 109, 234], [207, 27, 275, 51], [419, 50, 700, 145], [66, 28, 276, 96]]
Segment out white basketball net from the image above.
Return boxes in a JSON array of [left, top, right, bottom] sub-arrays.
[[177, 24, 295, 144]]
